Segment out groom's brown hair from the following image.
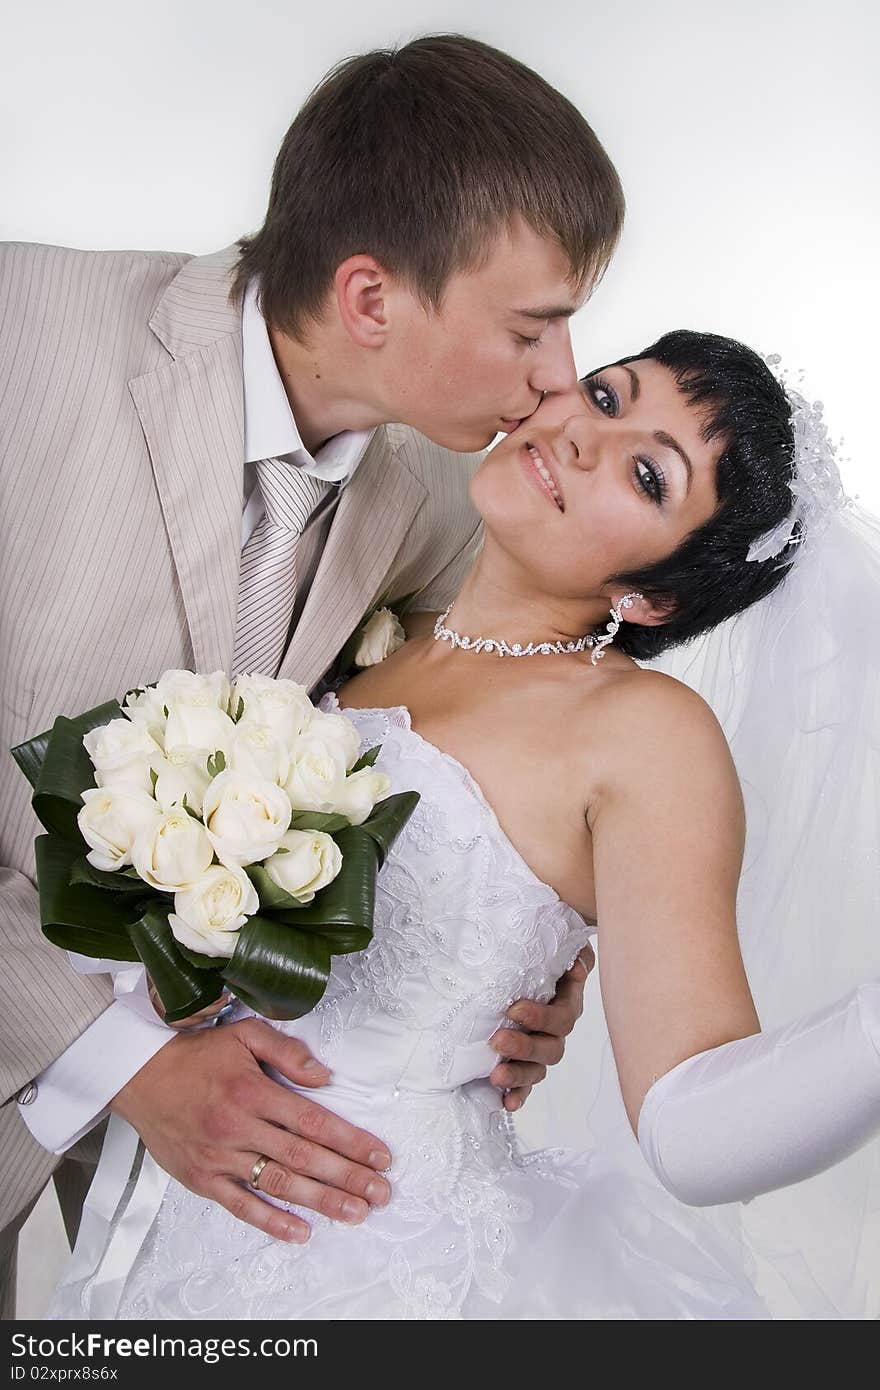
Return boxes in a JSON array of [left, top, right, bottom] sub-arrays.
[[234, 35, 624, 338]]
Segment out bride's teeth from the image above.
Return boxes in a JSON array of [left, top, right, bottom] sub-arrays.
[[527, 445, 562, 508]]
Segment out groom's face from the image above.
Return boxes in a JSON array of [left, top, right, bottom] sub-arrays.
[[383, 219, 584, 453]]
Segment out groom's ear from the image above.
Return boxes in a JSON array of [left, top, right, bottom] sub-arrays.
[[334, 255, 392, 348]]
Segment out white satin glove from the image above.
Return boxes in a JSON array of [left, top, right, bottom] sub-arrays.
[[637, 983, 880, 1206]]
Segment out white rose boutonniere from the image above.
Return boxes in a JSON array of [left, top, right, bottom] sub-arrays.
[[354, 607, 406, 668]]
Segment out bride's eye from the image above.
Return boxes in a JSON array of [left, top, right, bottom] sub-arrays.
[[584, 376, 619, 416], [633, 455, 667, 506]]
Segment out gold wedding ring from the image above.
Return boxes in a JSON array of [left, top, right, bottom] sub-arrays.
[[249, 1155, 270, 1191]]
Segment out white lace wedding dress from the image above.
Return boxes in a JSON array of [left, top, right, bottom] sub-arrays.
[[57, 701, 772, 1320]]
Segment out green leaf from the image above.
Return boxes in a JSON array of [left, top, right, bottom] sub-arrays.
[[288, 810, 351, 835], [69, 856, 152, 895], [246, 864, 310, 913], [349, 746, 380, 774], [232, 697, 245, 724], [207, 750, 226, 778], [181, 794, 202, 821], [127, 901, 225, 1023], [14, 700, 123, 840], [221, 915, 332, 1020], [149, 766, 158, 793], [35, 835, 141, 960], [10, 729, 52, 792], [359, 791, 421, 867], [174, 941, 221, 971]]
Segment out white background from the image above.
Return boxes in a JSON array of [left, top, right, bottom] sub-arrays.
[[5, 0, 879, 1314], [2, 0, 878, 510]]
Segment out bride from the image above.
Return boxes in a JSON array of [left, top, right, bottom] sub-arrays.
[[52, 330, 880, 1320]]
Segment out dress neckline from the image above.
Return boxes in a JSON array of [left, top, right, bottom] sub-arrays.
[[327, 693, 596, 932]]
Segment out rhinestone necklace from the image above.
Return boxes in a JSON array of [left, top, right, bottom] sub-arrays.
[[432, 604, 597, 658]]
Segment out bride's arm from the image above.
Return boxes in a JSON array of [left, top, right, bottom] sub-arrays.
[[589, 672, 759, 1132], [589, 672, 880, 1206]]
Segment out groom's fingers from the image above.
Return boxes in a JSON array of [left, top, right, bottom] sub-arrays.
[[503, 948, 595, 1041], [241, 1162, 373, 1226], [489, 1059, 547, 1092], [258, 1083, 393, 1175], [251, 1119, 392, 1210], [238, 1017, 334, 1087], [490, 1027, 565, 1066], [211, 1178, 312, 1244]]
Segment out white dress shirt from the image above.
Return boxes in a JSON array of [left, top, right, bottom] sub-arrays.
[[20, 281, 376, 1154]]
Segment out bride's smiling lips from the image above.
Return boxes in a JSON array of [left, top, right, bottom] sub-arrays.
[[520, 439, 565, 511]]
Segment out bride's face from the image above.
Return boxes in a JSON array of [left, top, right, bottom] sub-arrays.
[[471, 358, 725, 601]]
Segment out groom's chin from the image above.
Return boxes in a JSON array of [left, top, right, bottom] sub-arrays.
[[424, 423, 501, 455]]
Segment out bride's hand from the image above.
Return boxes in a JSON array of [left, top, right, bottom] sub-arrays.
[[489, 944, 594, 1111]]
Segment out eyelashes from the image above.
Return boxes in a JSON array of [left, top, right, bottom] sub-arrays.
[[582, 376, 667, 507], [584, 375, 619, 416]]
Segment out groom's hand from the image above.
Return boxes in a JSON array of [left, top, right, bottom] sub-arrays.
[[109, 1018, 392, 1243], [488, 943, 595, 1112]]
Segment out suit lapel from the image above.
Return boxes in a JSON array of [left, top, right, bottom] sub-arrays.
[[277, 430, 426, 692], [129, 247, 427, 690], [128, 248, 243, 674]]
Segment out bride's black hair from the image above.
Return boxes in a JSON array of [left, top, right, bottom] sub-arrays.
[[600, 330, 798, 659]]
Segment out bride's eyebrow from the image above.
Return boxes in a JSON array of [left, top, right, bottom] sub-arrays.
[[622, 365, 641, 402]]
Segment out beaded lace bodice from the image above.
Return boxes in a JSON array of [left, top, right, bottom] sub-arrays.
[[278, 699, 594, 1095], [115, 701, 595, 1320]]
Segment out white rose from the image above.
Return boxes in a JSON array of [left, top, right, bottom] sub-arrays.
[[131, 809, 215, 890], [264, 829, 343, 904], [231, 674, 313, 742], [77, 787, 162, 872], [304, 708, 362, 772], [333, 768, 392, 826], [163, 699, 236, 761], [82, 719, 161, 794], [121, 685, 168, 745], [283, 737, 347, 814], [228, 723, 290, 786], [153, 746, 213, 816], [169, 864, 259, 959], [202, 772, 292, 868], [155, 669, 231, 711], [354, 608, 406, 668]]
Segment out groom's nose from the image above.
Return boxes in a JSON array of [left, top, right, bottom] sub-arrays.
[[528, 321, 578, 395]]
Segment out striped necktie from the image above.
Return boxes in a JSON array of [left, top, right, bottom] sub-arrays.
[[232, 458, 330, 677]]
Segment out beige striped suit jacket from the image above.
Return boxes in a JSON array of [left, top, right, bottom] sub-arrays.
[[0, 242, 484, 1232]]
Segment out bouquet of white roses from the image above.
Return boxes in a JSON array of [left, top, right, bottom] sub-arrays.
[[11, 671, 418, 1023]]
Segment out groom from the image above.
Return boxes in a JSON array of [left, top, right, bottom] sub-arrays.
[[0, 35, 622, 1309]]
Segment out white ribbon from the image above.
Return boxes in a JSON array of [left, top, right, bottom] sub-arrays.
[[54, 1113, 170, 1318]]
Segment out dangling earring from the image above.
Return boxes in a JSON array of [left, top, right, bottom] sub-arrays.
[[590, 592, 643, 666]]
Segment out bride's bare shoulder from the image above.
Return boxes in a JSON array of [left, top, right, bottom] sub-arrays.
[[574, 659, 736, 787]]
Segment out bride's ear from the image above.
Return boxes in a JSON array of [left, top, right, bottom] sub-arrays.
[[607, 589, 676, 629]]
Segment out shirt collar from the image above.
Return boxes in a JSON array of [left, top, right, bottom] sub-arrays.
[[241, 279, 374, 484]]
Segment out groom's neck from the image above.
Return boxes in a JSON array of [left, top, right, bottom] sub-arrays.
[[268, 321, 387, 455]]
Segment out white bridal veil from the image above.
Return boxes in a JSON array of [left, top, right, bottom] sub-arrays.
[[522, 379, 880, 1319]]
